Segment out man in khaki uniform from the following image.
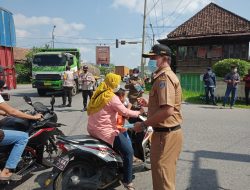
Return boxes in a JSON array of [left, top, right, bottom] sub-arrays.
[[133, 44, 183, 190]]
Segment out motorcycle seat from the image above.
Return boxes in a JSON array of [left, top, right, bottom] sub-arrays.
[[58, 135, 109, 146], [0, 117, 30, 131]]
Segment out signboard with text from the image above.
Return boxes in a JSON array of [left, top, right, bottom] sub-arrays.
[[96, 46, 110, 65]]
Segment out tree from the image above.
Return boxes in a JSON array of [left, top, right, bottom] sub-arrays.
[[16, 47, 42, 83], [212, 59, 250, 77], [99, 64, 115, 75]]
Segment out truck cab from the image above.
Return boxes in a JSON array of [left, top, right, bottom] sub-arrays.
[[32, 49, 80, 96]]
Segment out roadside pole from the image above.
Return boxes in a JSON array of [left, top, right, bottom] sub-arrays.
[[141, 0, 147, 79]]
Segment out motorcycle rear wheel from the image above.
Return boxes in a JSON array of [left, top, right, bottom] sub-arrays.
[[54, 160, 97, 190]]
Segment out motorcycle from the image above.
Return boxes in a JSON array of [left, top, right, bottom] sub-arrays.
[[45, 115, 153, 190], [0, 95, 65, 183]]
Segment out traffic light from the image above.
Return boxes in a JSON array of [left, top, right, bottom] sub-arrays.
[[121, 40, 126, 45], [116, 39, 119, 48]]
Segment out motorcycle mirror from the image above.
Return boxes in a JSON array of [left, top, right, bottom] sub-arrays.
[[23, 96, 32, 105], [1, 93, 10, 101], [50, 95, 55, 111]]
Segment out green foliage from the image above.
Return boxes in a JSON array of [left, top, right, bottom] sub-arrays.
[[16, 62, 31, 83], [99, 64, 115, 75], [212, 59, 250, 77], [16, 47, 43, 84]]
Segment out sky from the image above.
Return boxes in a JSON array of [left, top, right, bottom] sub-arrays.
[[1, 0, 250, 68]]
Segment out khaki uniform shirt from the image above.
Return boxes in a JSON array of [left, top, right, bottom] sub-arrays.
[[148, 67, 183, 128], [80, 72, 95, 90], [125, 77, 144, 104], [63, 71, 74, 87]]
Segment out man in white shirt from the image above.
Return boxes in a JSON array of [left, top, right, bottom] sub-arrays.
[[0, 80, 42, 181], [80, 65, 95, 111], [62, 66, 74, 107]]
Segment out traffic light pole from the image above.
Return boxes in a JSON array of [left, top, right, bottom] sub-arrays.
[[140, 0, 147, 79]]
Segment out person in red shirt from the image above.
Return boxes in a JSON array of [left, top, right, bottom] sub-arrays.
[[243, 69, 250, 105]]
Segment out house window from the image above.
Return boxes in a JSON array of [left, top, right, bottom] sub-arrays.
[[178, 46, 187, 60], [241, 44, 248, 59]]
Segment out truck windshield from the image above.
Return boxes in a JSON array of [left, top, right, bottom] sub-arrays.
[[33, 54, 66, 66]]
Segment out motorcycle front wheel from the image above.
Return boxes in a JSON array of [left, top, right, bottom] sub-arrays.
[[42, 129, 65, 167]]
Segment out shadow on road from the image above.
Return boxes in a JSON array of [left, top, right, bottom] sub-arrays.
[[199, 106, 222, 110], [184, 150, 250, 190]]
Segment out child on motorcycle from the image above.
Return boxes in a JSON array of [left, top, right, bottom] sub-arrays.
[[115, 88, 132, 142], [115, 88, 143, 164]]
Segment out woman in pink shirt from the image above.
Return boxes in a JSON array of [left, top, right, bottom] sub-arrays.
[[87, 73, 141, 190]]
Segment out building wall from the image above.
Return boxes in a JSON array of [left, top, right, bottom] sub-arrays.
[[176, 43, 249, 74]]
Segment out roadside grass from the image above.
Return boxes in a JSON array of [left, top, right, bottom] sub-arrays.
[[182, 90, 250, 109]]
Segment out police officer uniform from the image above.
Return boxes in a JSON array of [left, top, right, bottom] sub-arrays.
[[143, 44, 183, 190]]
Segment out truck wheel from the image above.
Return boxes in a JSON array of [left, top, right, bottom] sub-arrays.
[[37, 89, 47, 96], [71, 85, 77, 96]]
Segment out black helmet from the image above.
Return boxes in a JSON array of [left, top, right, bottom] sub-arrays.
[[83, 65, 88, 70], [133, 68, 139, 73]]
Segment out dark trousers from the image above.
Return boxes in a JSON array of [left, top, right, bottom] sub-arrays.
[[245, 87, 250, 105], [113, 133, 134, 184], [223, 86, 237, 107], [62, 86, 73, 105], [82, 90, 93, 108], [205, 87, 216, 104]]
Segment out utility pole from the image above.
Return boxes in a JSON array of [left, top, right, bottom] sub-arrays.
[[52, 25, 56, 48], [150, 23, 155, 45], [141, 0, 147, 79]]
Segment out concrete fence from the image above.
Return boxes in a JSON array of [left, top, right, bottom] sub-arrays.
[[214, 80, 246, 99]]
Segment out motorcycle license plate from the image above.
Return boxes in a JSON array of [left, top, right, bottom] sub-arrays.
[[54, 157, 69, 171]]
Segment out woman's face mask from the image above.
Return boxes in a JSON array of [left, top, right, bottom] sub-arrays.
[[113, 84, 121, 93], [148, 59, 157, 73]]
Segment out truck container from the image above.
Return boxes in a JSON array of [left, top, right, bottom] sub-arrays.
[[115, 66, 130, 79], [0, 7, 16, 89]]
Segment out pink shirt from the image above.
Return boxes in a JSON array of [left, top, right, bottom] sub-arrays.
[[87, 95, 140, 146]]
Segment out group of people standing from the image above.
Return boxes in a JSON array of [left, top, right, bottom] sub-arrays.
[[203, 66, 250, 108], [61, 65, 95, 111]]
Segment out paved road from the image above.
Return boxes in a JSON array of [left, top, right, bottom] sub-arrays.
[[2, 85, 250, 190]]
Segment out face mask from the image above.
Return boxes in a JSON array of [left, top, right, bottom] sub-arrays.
[[208, 71, 212, 75], [113, 84, 121, 93], [133, 73, 139, 77], [148, 60, 157, 73], [233, 69, 237, 73]]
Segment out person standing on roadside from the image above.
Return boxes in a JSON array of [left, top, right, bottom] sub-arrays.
[[125, 68, 144, 105], [62, 66, 74, 107], [133, 44, 183, 190], [222, 65, 240, 109], [203, 67, 217, 105], [243, 69, 250, 106], [80, 65, 95, 112]]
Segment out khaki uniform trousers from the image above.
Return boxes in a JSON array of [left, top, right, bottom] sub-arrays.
[[150, 129, 183, 190]]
